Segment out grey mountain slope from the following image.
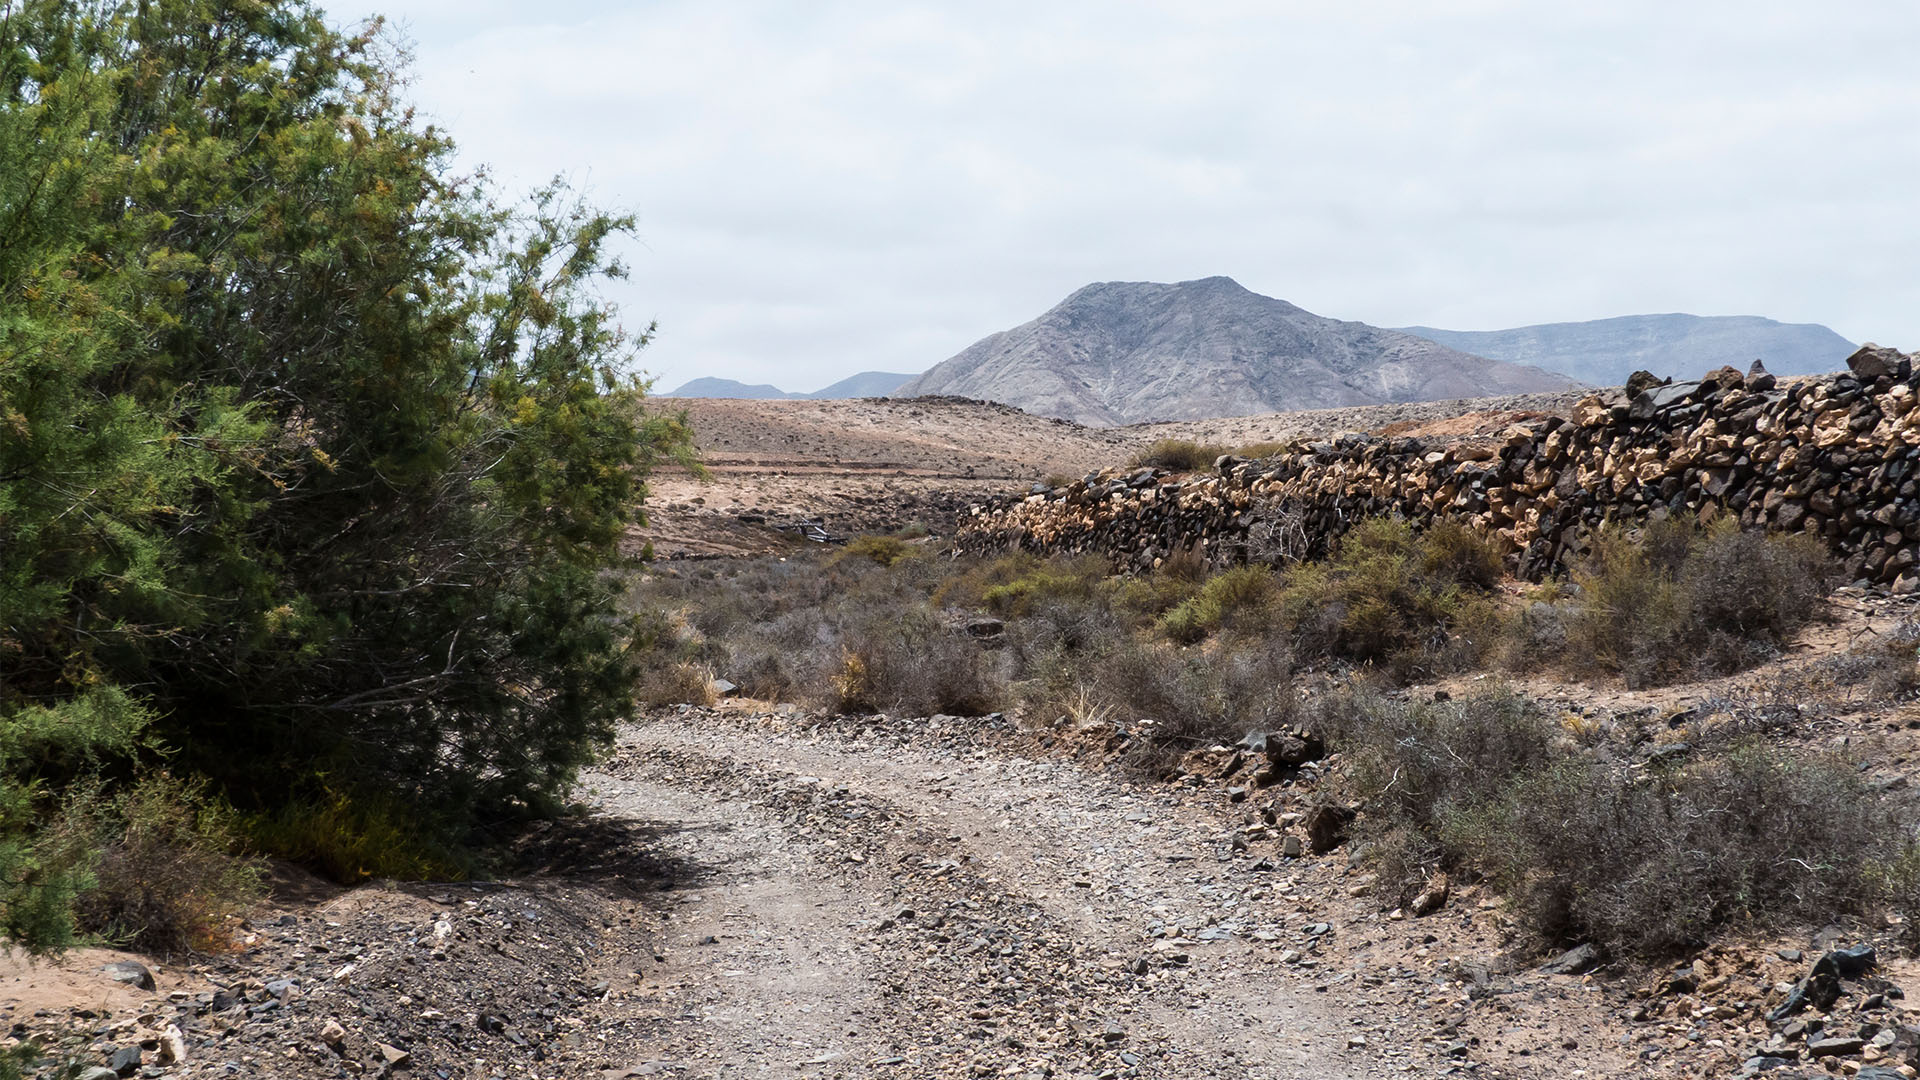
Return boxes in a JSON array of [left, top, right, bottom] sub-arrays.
[[660, 377, 795, 399], [1397, 315, 1854, 386], [662, 371, 917, 400], [803, 371, 916, 399], [895, 277, 1579, 426]]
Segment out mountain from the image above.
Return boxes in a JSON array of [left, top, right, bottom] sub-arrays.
[[661, 377, 794, 399], [661, 371, 916, 400], [803, 371, 915, 399], [894, 277, 1580, 426], [1396, 315, 1854, 386]]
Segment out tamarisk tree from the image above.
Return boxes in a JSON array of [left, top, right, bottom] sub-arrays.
[[0, 0, 687, 932]]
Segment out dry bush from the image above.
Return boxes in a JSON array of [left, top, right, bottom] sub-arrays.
[[73, 774, 263, 954], [1566, 518, 1837, 687], [1093, 637, 1297, 775], [1233, 441, 1290, 459], [817, 608, 1007, 717], [1448, 744, 1890, 956], [832, 534, 922, 568], [1129, 439, 1226, 472], [1325, 687, 1895, 957]]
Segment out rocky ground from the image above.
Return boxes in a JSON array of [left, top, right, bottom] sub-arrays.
[[21, 587, 1920, 1080], [16, 388, 1920, 1080]]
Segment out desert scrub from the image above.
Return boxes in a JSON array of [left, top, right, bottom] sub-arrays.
[[1276, 517, 1503, 677], [1564, 517, 1836, 686], [1129, 439, 1226, 472], [1324, 687, 1897, 957], [973, 557, 1109, 617], [1158, 565, 1280, 644], [833, 533, 924, 568], [246, 789, 469, 884], [72, 774, 263, 954], [817, 607, 1007, 717]]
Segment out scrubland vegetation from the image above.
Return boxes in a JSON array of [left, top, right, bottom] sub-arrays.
[[633, 514, 1920, 959], [0, 0, 688, 962]]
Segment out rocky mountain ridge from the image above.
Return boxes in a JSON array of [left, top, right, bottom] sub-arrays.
[[895, 277, 1579, 425], [1399, 313, 1854, 386]]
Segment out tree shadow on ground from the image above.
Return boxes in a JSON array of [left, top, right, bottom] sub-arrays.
[[500, 812, 725, 900]]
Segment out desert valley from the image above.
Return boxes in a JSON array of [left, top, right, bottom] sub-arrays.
[[6, 5, 1919, 1080]]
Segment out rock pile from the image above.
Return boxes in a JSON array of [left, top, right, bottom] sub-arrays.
[[957, 346, 1920, 589]]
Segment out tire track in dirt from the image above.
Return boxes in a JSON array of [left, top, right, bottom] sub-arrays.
[[578, 712, 1426, 1079]]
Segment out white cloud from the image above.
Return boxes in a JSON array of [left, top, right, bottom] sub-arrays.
[[327, 0, 1920, 390]]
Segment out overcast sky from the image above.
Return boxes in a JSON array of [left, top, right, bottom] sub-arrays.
[[326, 1, 1920, 393]]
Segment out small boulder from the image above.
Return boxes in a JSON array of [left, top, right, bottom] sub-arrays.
[[1813, 943, 1877, 980], [1848, 343, 1903, 381], [100, 961, 155, 992], [1625, 370, 1667, 397], [1703, 364, 1745, 391], [1541, 943, 1604, 976], [1807, 1034, 1865, 1058], [965, 617, 1005, 640], [1304, 803, 1355, 854]]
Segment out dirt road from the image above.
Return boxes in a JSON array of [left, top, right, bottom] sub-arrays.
[[576, 709, 1511, 1080]]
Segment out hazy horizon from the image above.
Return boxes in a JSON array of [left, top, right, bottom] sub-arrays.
[[326, 1, 1920, 390]]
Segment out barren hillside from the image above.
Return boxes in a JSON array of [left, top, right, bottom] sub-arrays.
[[639, 389, 1590, 557]]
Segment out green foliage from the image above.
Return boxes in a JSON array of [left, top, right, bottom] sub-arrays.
[[1566, 517, 1835, 686], [1276, 518, 1501, 677], [0, 0, 693, 935], [1129, 439, 1225, 472], [1158, 565, 1278, 644], [977, 558, 1106, 617], [245, 789, 467, 883], [835, 534, 919, 568]]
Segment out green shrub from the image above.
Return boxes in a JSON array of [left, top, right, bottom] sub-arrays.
[[0, 0, 696, 922], [1129, 439, 1226, 472], [979, 559, 1108, 617], [1276, 518, 1501, 677], [246, 791, 467, 884], [1159, 565, 1280, 644], [835, 534, 920, 568]]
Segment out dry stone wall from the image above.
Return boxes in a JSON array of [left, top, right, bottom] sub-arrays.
[[955, 347, 1920, 590]]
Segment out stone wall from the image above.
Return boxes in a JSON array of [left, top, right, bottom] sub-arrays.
[[954, 347, 1920, 590]]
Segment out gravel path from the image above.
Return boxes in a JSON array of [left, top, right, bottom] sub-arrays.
[[578, 710, 1441, 1079]]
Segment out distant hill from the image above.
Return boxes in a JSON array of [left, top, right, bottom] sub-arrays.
[[894, 277, 1579, 426], [661, 377, 794, 399], [660, 371, 915, 400], [1396, 315, 1854, 386], [806, 371, 914, 398]]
